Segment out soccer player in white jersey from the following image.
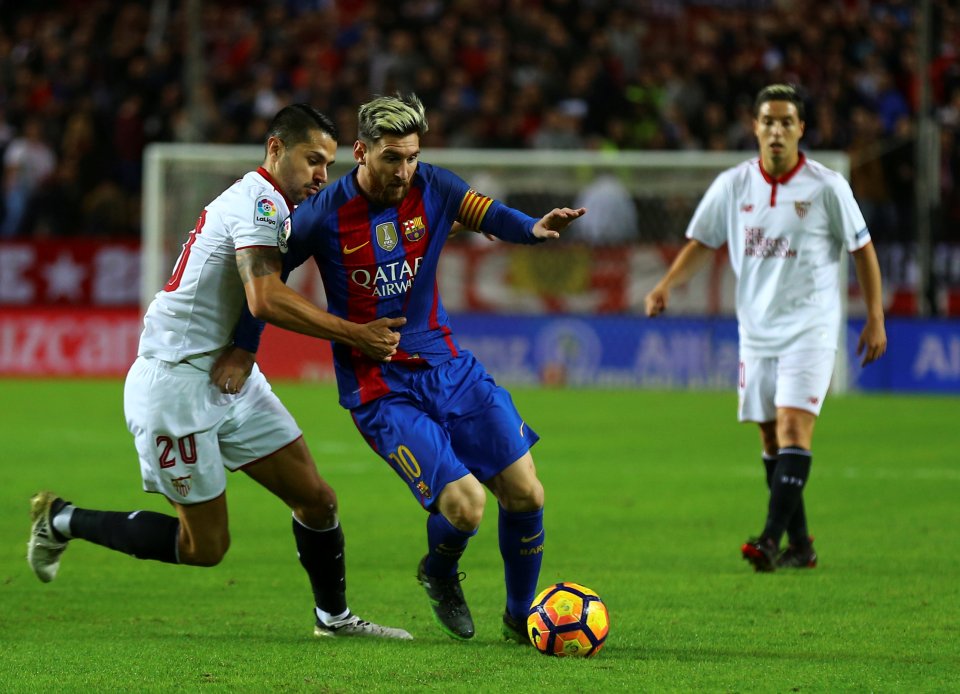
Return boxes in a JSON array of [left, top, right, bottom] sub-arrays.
[[644, 84, 887, 572], [26, 104, 412, 639]]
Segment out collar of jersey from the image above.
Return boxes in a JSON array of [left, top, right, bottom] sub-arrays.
[[256, 167, 294, 209], [758, 151, 806, 185]]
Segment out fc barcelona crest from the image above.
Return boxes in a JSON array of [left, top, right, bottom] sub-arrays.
[[402, 216, 426, 242], [376, 222, 399, 251], [794, 201, 811, 219]]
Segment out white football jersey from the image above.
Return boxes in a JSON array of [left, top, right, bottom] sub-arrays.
[[138, 168, 290, 364], [686, 154, 870, 357]]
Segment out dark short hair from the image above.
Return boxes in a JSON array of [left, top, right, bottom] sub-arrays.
[[357, 93, 428, 143], [265, 104, 338, 149], [754, 84, 805, 120]]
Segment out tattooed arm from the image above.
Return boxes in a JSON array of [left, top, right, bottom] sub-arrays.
[[235, 246, 404, 355]]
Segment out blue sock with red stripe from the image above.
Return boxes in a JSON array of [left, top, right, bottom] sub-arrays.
[[425, 511, 475, 578], [498, 505, 544, 621]]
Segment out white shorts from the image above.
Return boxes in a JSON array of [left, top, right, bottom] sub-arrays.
[[737, 349, 836, 422], [124, 356, 302, 504]]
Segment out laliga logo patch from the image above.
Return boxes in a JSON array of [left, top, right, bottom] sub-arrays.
[[277, 217, 291, 253], [255, 197, 279, 228]]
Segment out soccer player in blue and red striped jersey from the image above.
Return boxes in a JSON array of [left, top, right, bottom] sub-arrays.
[[226, 93, 585, 643]]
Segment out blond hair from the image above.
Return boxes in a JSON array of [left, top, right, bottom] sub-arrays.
[[357, 93, 429, 143]]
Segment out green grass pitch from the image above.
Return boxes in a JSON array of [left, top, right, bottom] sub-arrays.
[[1, 379, 957, 692]]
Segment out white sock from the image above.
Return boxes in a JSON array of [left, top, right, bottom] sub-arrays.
[[51, 504, 75, 539], [315, 606, 351, 626]]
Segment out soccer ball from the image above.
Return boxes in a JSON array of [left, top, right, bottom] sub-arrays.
[[527, 582, 609, 657]]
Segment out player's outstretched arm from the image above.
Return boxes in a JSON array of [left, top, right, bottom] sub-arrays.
[[237, 247, 406, 359], [532, 207, 587, 239], [852, 241, 887, 366], [644, 239, 715, 317]]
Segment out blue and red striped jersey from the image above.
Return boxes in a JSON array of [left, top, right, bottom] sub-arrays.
[[284, 162, 500, 408]]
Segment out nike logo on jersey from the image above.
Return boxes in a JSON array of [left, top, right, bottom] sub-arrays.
[[343, 241, 370, 254], [520, 530, 544, 543]]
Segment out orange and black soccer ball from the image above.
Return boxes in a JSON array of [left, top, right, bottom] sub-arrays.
[[526, 582, 609, 657]]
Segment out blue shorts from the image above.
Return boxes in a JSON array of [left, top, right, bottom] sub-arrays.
[[350, 351, 539, 510]]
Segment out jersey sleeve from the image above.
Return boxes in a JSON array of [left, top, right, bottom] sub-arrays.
[[685, 173, 732, 249], [824, 174, 871, 251], [230, 190, 287, 353], [472, 195, 540, 244], [234, 193, 286, 249]]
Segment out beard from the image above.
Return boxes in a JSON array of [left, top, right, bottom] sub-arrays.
[[376, 181, 409, 206]]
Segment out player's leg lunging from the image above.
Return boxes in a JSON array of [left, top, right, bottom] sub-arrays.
[[417, 475, 483, 640], [26, 491, 203, 582]]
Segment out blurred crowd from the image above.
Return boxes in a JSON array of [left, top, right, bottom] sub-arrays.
[[0, 0, 957, 241]]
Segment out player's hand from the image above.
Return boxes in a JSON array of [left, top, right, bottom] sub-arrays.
[[644, 286, 669, 317], [211, 346, 256, 394], [856, 317, 887, 366], [532, 207, 587, 239], [355, 316, 407, 361]]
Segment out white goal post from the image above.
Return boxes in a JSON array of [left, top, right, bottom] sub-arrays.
[[142, 146, 851, 391]]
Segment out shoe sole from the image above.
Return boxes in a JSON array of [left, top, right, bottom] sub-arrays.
[[313, 623, 413, 640], [778, 556, 818, 569]]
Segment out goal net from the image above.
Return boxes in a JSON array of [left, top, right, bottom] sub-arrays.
[[142, 146, 851, 390]]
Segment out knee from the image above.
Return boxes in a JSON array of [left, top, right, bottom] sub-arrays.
[[776, 409, 816, 449], [439, 478, 486, 532], [179, 532, 230, 567], [486, 454, 544, 512], [294, 482, 339, 530], [498, 476, 544, 512], [777, 419, 806, 448]]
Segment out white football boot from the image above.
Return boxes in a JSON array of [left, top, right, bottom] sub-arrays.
[[27, 491, 70, 583], [314, 612, 413, 640]]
